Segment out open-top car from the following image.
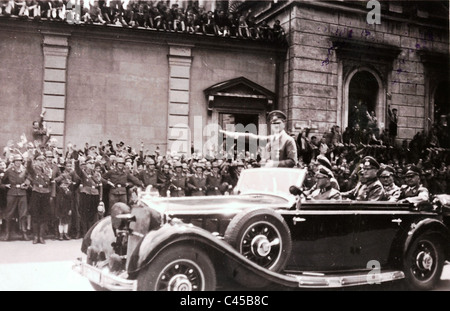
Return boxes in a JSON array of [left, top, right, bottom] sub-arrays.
[[74, 168, 450, 291]]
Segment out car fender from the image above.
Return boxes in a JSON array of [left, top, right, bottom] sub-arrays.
[[403, 218, 450, 258], [81, 216, 116, 258], [126, 220, 299, 288]]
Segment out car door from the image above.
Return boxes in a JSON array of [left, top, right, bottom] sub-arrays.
[[351, 202, 413, 269], [280, 201, 359, 272]]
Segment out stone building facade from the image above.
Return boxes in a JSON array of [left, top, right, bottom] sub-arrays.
[[0, 0, 448, 156]]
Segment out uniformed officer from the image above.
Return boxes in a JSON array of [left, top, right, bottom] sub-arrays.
[[342, 156, 385, 201], [355, 156, 385, 201], [44, 150, 61, 238], [1, 154, 30, 241], [75, 155, 103, 235], [264, 110, 297, 168], [137, 157, 160, 191], [169, 161, 187, 197], [378, 166, 400, 202], [397, 166, 429, 205], [27, 154, 53, 244], [310, 167, 341, 200], [206, 162, 223, 196], [220, 110, 297, 168], [188, 163, 207, 196], [103, 157, 144, 208]]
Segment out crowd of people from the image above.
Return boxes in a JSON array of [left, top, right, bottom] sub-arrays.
[[1, 106, 449, 244], [0, 0, 286, 42]]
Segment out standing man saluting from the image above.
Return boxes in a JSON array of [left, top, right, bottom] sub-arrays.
[[221, 110, 297, 168], [103, 157, 144, 209]]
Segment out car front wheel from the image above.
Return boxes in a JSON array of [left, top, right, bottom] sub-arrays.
[[404, 234, 444, 291], [137, 245, 216, 291]]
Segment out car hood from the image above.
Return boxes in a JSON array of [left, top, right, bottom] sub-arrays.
[[138, 193, 294, 216]]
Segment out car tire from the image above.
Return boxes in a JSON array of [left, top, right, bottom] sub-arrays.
[[403, 233, 445, 291], [224, 208, 292, 288], [137, 244, 216, 291]]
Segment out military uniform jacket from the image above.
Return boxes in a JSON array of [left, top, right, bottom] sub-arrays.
[[188, 173, 207, 196], [170, 173, 187, 197], [27, 161, 52, 194], [384, 183, 401, 202], [398, 184, 429, 205], [138, 169, 159, 188], [75, 161, 102, 196], [206, 173, 223, 195], [55, 171, 80, 195], [103, 168, 144, 195], [265, 130, 297, 168], [355, 178, 385, 201], [2, 166, 29, 196], [311, 186, 341, 200]]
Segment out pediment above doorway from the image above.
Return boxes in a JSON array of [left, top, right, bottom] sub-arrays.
[[204, 76, 275, 111]]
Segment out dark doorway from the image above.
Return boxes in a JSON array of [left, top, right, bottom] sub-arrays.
[[434, 80, 450, 122], [220, 113, 259, 160], [348, 71, 379, 130]]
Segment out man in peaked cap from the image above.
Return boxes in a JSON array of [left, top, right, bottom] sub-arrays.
[[355, 156, 385, 201], [378, 165, 401, 202], [220, 109, 297, 167], [396, 165, 429, 206], [310, 167, 341, 200], [1, 154, 30, 241], [342, 156, 385, 201]]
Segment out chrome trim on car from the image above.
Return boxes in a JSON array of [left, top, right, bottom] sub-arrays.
[[73, 258, 137, 291], [288, 270, 405, 288]]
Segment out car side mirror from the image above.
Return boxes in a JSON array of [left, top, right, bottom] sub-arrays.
[[289, 185, 303, 196]]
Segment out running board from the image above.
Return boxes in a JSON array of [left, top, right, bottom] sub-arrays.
[[286, 270, 405, 288]]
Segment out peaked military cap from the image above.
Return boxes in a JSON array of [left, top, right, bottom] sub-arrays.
[[267, 110, 287, 123], [405, 165, 421, 177], [362, 156, 380, 170]]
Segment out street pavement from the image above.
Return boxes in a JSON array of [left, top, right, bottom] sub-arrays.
[[0, 237, 450, 291]]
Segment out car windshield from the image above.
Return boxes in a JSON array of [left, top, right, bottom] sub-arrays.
[[235, 168, 306, 197]]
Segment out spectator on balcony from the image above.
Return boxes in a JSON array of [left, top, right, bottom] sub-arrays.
[[237, 14, 249, 38], [0, 0, 14, 16], [203, 10, 215, 35], [272, 19, 285, 42], [214, 9, 229, 36], [50, 0, 65, 20], [83, 0, 106, 24], [258, 19, 272, 41], [245, 14, 258, 39]]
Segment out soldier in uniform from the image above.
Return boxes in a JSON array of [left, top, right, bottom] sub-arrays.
[[397, 166, 429, 206], [27, 154, 52, 244], [137, 157, 160, 190], [169, 161, 187, 197], [75, 155, 103, 235], [44, 150, 61, 238], [310, 167, 341, 200], [378, 166, 400, 202], [103, 157, 144, 208], [188, 163, 207, 196], [206, 162, 223, 196], [342, 156, 385, 201], [1, 154, 30, 241], [221, 110, 297, 168]]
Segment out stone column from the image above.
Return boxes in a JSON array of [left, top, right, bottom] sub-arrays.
[[167, 44, 193, 155], [41, 32, 70, 150]]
